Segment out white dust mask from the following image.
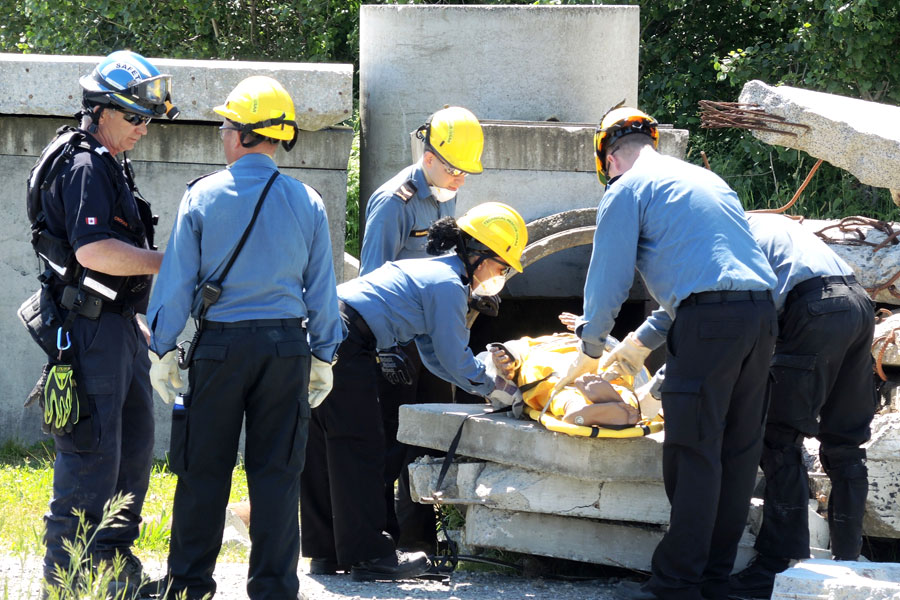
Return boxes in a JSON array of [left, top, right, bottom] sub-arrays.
[[429, 185, 457, 203], [472, 274, 506, 297]]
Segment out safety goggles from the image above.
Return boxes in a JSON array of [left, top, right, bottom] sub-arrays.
[[219, 121, 242, 139], [472, 253, 511, 278], [121, 112, 152, 127], [433, 152, 466, 177], [124, 74, 173, 105]]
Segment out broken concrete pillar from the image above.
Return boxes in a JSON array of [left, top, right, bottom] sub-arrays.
[[771, 559, 900, 600], [397, 404, 664, 483], [793, 218, 900, 306], [738, 81, 900, 192]]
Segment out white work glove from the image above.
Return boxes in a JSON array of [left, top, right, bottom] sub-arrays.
[[600, 332, 652, 381], [149, 351, 184, 405], [550, 349, 600, 398], [636, 374, 663, 420], [308, 356, 334, 409]]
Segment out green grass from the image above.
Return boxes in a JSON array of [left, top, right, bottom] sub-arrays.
[[0, 439, 250, 564]]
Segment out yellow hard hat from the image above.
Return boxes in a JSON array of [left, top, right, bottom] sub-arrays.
[[458, 202, 527, 272], [214, 76, 298, 150], [417, 106, 484, 175], [594, 106, 659, 184]]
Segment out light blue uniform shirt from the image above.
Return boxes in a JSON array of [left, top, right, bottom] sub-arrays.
[[148, 153, 344, 362], [579, 151, 776, 357], [747, 213, 854, 313], [339, 254, 493, 396], [359, 163, 455, 275]]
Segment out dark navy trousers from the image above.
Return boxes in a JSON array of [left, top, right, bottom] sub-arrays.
[[44, 312, 154, 580], [166, 321, 311, 600], [756, 279, 875, 561], [379, 340, 451, 550], [648, 293, 777, 600]]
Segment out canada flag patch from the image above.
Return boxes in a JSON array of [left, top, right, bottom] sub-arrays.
[[85, 217, 97, 225]]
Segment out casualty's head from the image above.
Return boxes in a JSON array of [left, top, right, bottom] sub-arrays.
[[214, 76, 299, 163], [415, 106, 484, 201], [594, 106, 658, 185], [79, 50, 178, 155], [426, 202, 527, 297]]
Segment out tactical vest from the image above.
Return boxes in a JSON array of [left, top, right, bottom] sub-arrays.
[[27, 126, 157, 304]]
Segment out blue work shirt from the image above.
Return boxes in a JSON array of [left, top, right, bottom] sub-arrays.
[[148, 153, 344, 362], [579, 151, 776, 357], [747, 213, 854, 313], [359, 162, 455, 275], [338, 254, 493, 396]]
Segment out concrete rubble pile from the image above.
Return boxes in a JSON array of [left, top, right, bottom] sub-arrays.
[[399, 404, 830, 571]]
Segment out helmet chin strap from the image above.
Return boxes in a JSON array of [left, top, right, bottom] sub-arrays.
[[77, 106, 105, 134]]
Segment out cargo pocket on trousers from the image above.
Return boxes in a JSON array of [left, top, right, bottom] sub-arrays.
[[279, 340, 311, 470], [54, 375, 112, 454], [768, 353, 818, 430], [660, 375, 705, 446]]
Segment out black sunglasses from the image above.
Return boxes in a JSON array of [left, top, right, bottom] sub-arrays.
[[121, 112, 152, 127]]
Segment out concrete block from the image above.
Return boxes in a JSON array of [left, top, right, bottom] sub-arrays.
[[772, 559, 900, 600], [739, 80, 900, 192], [0, 53, 353, 130], [397, 404, 664, 483], [342, 252, 359, 284], [359, 4, 640, 203], [863, 413, 900, 538], [463, 505, 757, 572], [408, 458, 671, 524]]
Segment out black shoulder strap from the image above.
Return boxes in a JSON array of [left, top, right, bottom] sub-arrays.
[[214, 171, 280, 290]]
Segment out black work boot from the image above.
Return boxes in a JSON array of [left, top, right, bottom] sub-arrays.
[[308, 558, 351, 575], [350, 550, 429, 581], [728, 554, 791, 599], [102, 551, 144, 597]]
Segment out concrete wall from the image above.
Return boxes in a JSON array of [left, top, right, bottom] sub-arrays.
[[0, 55, 352, 453], [359, 4, 641, 204]]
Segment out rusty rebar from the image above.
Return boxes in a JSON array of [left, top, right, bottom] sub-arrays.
[[699, 101, 811, 136]]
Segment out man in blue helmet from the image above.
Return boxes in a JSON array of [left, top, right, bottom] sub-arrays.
[[26, 50, 178, 596]]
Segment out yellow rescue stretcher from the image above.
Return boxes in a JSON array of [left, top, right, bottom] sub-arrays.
[[506, 333, 664, 438]]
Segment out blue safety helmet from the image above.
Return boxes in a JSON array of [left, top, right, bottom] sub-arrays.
[[80, 50, 179, 120]]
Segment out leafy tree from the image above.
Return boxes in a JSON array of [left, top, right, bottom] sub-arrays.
[[3, 0, 898, 229]]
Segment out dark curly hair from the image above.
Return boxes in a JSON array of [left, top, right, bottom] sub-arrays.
[[426, 216, 470, 256]]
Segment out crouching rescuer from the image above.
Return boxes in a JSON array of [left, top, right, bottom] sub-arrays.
[[16, 50, 177, 596], [299, 202, 527, 581]]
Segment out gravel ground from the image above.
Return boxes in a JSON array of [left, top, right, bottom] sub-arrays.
[[1, 556, 626, 599]]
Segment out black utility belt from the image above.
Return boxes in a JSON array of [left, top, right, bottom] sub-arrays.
[[338, 300, 374, 340], [60, 286, 135, 320], [204, 318, 305, 330], [787, 274, 857, 305], [681, 289, 771, 306]]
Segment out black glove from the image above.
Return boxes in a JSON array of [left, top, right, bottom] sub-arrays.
[[377, 346, 414, 386], [469, 294, 501, 317]]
